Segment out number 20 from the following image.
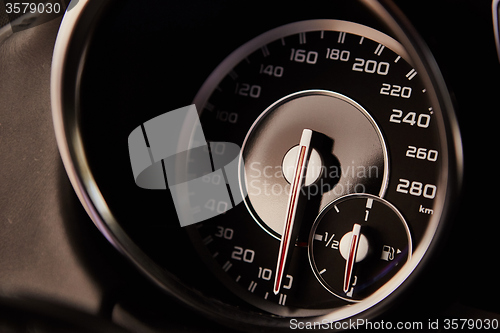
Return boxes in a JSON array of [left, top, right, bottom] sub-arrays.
[[231, 246, 255, 263]]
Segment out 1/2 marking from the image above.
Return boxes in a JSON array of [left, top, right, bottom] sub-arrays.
[[325, 233, 336, 247]]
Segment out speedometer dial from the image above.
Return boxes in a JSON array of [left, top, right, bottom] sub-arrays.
[[52, 0, 464, 330], [185, 18, 460, 320]]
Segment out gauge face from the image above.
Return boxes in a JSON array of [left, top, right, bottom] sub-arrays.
[[309, 194, 412, 302], [185, 19, 451, 318]]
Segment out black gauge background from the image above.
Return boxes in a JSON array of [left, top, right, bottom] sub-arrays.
[[73, 0, 498, 328], [187, 20, 439, 316], [79, 0, 399, 313]]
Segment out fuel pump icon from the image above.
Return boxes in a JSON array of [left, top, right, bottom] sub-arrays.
[[128, 105, 246, 227], [380, 245, 395, 261]]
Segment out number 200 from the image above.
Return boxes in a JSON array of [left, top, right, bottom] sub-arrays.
[[352, 58, 390, 75]]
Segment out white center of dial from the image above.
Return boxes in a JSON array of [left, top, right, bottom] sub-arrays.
[[282, 146, 323, 186], [339, 231, 369, 263]]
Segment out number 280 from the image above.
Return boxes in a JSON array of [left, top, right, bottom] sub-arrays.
[[396, 179, 436, 199]]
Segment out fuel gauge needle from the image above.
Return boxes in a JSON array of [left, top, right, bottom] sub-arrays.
[[274, 129, 313, 295], [344, 223, 361, 293]]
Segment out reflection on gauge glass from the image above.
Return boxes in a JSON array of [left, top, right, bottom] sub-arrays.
[[183, 19, 457, 319]]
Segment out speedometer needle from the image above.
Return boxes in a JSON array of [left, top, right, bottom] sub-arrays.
[[274, 129, 313, 295], [344, 223, 361, 294]]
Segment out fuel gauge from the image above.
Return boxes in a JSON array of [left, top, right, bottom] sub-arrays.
[[309, 194, 412, 302]]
